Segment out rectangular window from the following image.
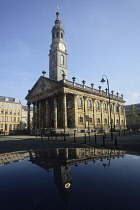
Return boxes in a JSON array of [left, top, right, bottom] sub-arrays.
[[18, 110, 20, 115], [9, 124, 12, 130], [14, 117, 16, 122], [18, 117, 20, 122], [13, 124, 16, 130], [2, 103, 4, 107], [10, 110, 12, 114], [89, 118, 92, 123], [14, 110, 16, 115], [5, 109, 8, 114], [1, 116, 4, 121], [10, 117, 12, 122], [6, 116, 8, 122], [1, 109, 4, 114]]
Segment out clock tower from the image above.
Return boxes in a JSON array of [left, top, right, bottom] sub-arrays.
[[49, 11, 68, 81]]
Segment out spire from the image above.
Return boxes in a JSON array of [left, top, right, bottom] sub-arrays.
[[55, 6, 61, 24]]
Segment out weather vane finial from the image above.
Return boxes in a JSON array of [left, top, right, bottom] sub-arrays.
[[57, 5, 59, 12]]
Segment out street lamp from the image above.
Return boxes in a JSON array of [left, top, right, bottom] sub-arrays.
[[100, 75, 113, 140]]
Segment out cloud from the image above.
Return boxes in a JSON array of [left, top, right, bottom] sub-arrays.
[[124, 92, 140, 105]]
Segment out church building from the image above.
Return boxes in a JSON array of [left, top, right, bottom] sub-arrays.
[[25, 11, 126, 134]]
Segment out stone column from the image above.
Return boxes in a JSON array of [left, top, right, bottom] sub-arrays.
[[118, 105, 121, 129], [93, 99, 96, 128], [27, 103, 31, 132], [46, 100, 49, 128], [83, 96, 86, 128], [33, 103, 36, 130], [100, 101, 103, 131], [38, 101, 42, 128], [113, 103, 116, 130], [107, 102, 110, 129], [74, 95, 78, 128], [63, 93, 67, 128], [36, 101, 39, 128], [54, 97, 57, 128]]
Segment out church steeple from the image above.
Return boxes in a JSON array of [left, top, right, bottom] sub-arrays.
[[49, 11, 68, 81]]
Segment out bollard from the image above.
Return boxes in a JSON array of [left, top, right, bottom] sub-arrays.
[[119, 130, 121, 136], [74, 133, 76, 142], [115, 137, 118, 149], [64, 130, 66, 141], [85, 134, 86, 142], [89, 132, 90, 142], [124, 129, 125, 136], [103, 135, 105, 147], [95, 133, 97, 145], [104, 132, 106, 139], [48, 134, 49, 140]]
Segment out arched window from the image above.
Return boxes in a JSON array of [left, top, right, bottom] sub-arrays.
[[79, 116, 83, 123], [61, 33, 63, 38], [67, 100, 72, 108], [116, 105, 119, 112], [97, 118, 100, 124], [116, 119, 119, 124], [89, 118, 92, 123], [78, 98, 82, 108], [104, 103, 107, 111], [96, 101, 100, 110], [60, 55, 64, 65], [104, 119, 107, 124], [87, 100, 91, 109], [57, 32, 59, 37]]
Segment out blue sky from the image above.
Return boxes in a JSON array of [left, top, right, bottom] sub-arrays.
[[0, 0, 140, 105]]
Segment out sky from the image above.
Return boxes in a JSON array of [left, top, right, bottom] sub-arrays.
[[0, 0, 140, 105]]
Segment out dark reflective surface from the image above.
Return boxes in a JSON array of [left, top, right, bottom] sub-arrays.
[[0, 148, 140, 210]]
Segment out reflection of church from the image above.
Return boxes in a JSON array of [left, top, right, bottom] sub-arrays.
[[28, 148, 125, 205], [25, 11, 126, 134]]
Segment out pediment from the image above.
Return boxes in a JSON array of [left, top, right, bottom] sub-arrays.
[[25, 76, 61, 99]]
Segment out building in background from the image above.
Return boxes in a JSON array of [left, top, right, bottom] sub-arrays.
[[125, 103, 140, 129], [25, 11, 126, 134], [21, 105, 33, 130], [0, 96, 22, 134]]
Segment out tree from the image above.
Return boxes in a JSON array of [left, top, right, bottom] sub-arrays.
[[130, 105, 138, 125]]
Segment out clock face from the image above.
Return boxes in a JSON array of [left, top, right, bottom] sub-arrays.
[[59, 43, 65, 51]]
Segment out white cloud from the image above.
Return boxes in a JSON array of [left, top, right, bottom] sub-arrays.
[[124, 92, 140, 105]]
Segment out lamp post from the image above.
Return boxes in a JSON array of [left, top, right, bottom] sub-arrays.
[[100, 75, 113, 140]]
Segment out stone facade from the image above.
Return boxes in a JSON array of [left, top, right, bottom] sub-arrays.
[[0, 96, 22, 134], [25, 11, 126, 134]]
